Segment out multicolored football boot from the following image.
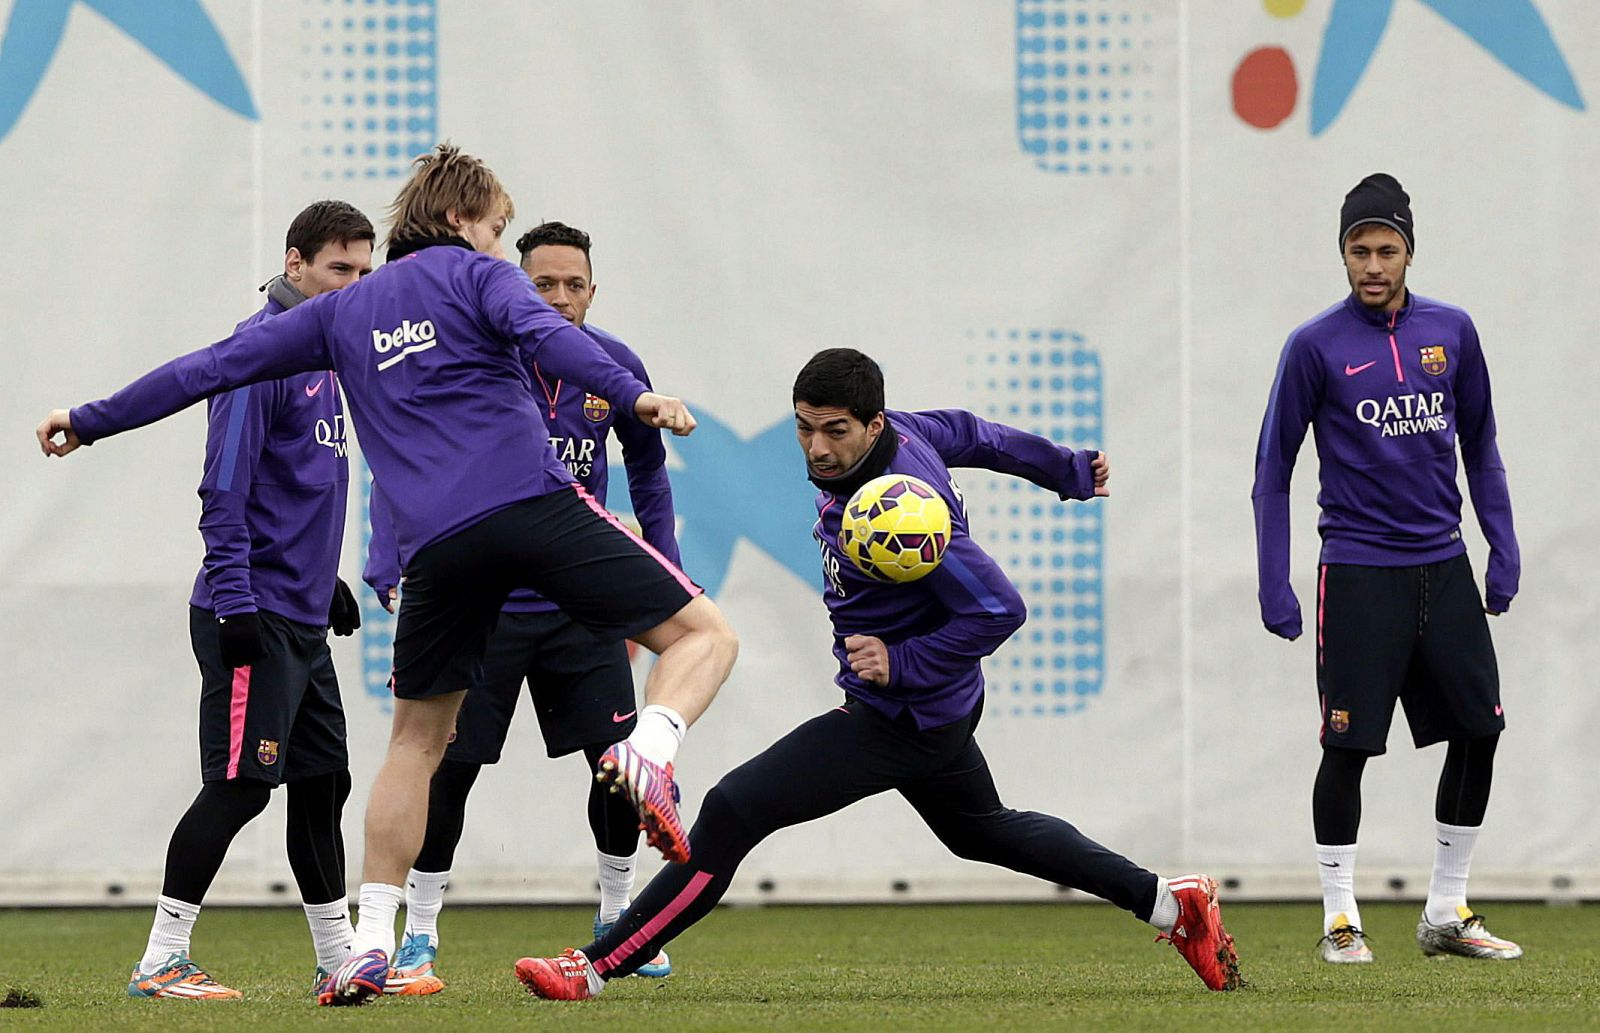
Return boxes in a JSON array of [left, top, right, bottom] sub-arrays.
[[594, 913, 671, 978], [385, 932, 446, 995], [1318, 914, 1374, 963], [1156, 874, 1243, 991], [316, 947, 388, 1006], [515, 948, 597, 1001], [126, 953, 242, 1000], [1416, 906, 1523, 960], [596, 741, 690, 864]]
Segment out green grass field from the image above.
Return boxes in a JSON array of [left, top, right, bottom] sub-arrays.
[[1, 902, 1596, 1031]]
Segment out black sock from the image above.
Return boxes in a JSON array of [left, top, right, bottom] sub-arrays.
[[161, 779, 274, 903], [1313, 747, 1369, 845], [285, 770, 352, 906], [413, 758, 482, 873], [581, 784, 763, 980], [583, 745, 642, 856], [1436, 733, 1498, 827]]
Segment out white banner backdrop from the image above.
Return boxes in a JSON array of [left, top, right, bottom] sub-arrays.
[[0, 0, 1594, 904]]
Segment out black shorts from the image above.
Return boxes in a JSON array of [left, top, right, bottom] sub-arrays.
[[445, 609, 638, 763], [1316, 554, 1503, 754], [191, 606, 348, 785], [391, 486, 700, 701]]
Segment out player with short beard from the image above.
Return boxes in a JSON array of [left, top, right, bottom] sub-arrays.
[[1252, 173, 1521, 964], [514, 348, 1243, 999], [37, 144, 739, 1007], [126, 200, 375, 1001], [370, 221, 676, 992]]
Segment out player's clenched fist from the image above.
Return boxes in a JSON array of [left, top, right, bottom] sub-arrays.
[[36, 409, 80, 457], [1091, 451, 1110, 497], [844, 634, 890, 686], [634, 392, 697, 436]]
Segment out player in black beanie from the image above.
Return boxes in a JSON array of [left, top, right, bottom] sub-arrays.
[[1340, 172, 1413, 254]]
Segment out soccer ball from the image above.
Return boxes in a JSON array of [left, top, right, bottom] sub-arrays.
[[838, 474, 952, 583]]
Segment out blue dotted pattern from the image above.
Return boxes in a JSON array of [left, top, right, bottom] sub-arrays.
[[965, 330, 1104, 717], [1016, 0, 1154, 175], [300, 0, 437, 183], [293, 0, 438, 706]]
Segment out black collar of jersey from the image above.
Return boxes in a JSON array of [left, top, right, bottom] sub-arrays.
[[386, 235, 475, 262], [808, 413, 899, 497]]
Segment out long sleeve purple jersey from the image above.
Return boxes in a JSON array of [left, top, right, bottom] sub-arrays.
[[69, 244, 653, 563], [813, 409, 1101, 728], [1252, 291, 1519, 637], [362, 323, 679, 613], [188, 294, 349, 625]]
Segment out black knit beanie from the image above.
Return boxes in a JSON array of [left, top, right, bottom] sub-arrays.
[[1340, 173, 1413, 253]]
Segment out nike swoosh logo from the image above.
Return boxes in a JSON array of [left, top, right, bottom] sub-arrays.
[[162, 907, 182, 918], [322, 914, 349, 922], [604, 864, 630, 873], [1319, 861, 1340, 868], [1494, 704, 1504, 716], [612, 710, 636, 723], [305, 379, 324, 397], [1437, 840, 1452, 847], [1344, 361, 1377, 376]]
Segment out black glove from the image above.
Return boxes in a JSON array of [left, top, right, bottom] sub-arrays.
[[217, 611, 265, 669], [329, 578, 361, 637]]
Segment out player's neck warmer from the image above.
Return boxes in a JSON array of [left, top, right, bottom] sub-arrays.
[[386, 234, 475, 262], [260, 274, 308, 311], [809, 413, 899, 496]]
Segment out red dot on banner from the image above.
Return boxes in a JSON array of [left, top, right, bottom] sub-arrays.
[[1231, 46, 1297, 129]]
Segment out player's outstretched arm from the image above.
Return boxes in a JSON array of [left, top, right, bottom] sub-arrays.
[[39, 296, 335, 454], [893, 408, 1103, 499], [606, 344, 684, 564]]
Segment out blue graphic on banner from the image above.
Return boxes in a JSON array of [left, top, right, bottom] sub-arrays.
[[1015, 0, 1154, 175], [1311, 0, 1583, 136], [0, 0, 257, 143], [966, 330, 1104, 717]]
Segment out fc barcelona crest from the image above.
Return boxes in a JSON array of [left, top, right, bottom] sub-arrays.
[[1329, 710, 1350, 734], [583, 393, 611, 422], [1419, 346, 1447, 376], [257, 739, 280, 765]]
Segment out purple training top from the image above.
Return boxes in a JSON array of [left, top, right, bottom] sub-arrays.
[[70, 242, 652, 564], [1252, 291, 1519, 638], [813, 408, 1101, 729], [189, 291, 349, 625], [363, 322, 679, 613]]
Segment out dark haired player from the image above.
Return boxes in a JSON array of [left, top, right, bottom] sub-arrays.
[[127, 200, 374, 1000], [370, 222, 675, 990], [1253, 173, 1521, 963], [37, 144, 738, 1006], [515, 347, 1243, 998]]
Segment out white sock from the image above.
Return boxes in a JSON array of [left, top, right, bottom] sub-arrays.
[[138, 896, 200, 974], [404, 868, 450, 945], [1146, 878, 1179, 933], [303, 899, 355, 972], [1424, 821, 1481, 925], [596, 852, 636, 925], [580, 949, 605, 996], [627, 705, 687, 768], [350, 882, 404, 959], [1316, 842, 1361, 931]]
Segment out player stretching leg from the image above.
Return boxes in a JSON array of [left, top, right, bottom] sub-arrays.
[[126, 202, 376, 1001], [515, 348, 1243, 999], [1253, 174, 1521, 963], [371, 222, 675, 992], [37, 145, 739, 1007]]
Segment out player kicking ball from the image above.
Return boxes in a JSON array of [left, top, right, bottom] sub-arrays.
[[367, 222, 676, 991], [36, 144, 739, 1007], [1253, 173, 1521, 963], [514, 348, 1243, 999]]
